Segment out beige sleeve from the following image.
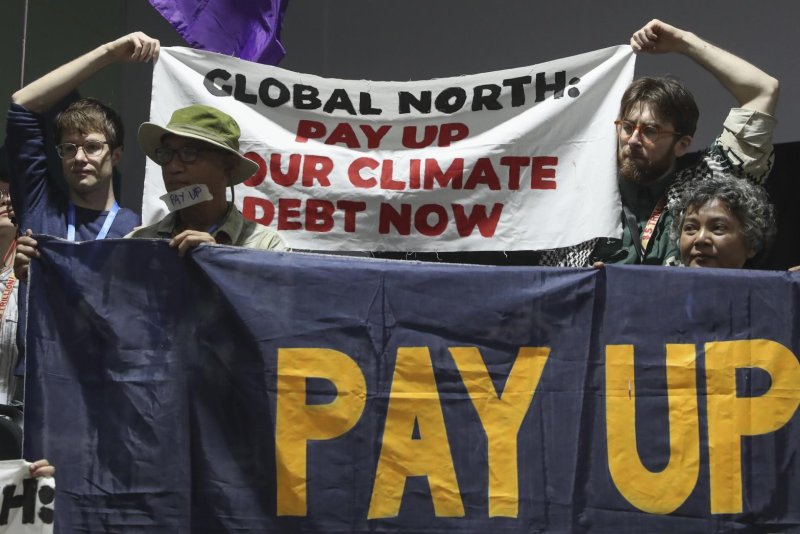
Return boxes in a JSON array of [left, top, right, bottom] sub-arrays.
[[252, 228, 288, 251], [717, 108, 777, 184]]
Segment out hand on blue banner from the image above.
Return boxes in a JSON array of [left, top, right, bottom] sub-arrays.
[[14, 229, 39, 282], [170, 229, 216, 257]]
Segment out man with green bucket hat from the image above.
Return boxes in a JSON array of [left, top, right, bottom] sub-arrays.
[[128, 104, 285, 255]]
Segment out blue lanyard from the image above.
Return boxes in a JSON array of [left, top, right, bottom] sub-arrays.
[[207, 203, 234, 235], [67, 201, 119, 241]]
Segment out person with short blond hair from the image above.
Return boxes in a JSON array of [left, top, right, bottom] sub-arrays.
[[6, 32, 159, 253], [8, 32, 160, 279], [6, 33, 160, 383]]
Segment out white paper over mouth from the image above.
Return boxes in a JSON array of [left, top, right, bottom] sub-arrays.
[[160, 184, 214, 212]]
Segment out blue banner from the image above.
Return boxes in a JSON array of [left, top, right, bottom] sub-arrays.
[[23, 238, 800, 532]]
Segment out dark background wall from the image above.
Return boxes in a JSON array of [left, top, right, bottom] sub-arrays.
[[1, 0, 797, 266]]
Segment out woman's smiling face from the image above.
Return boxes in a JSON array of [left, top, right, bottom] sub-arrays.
[[679, 198, 755, 269]]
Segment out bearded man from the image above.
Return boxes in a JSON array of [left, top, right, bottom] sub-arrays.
[[540, 19, 779, 267]]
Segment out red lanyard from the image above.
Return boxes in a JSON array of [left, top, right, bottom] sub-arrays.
[[0, 274, 15, 323], [640, 196, 667, 252]]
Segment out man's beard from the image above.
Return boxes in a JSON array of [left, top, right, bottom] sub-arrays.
[[618, 147, 675, 185]]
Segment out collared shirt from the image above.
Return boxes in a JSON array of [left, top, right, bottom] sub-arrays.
[[592, 172, 677, 265], [540, 107, 777, 267], [126, 203, 286, 251]]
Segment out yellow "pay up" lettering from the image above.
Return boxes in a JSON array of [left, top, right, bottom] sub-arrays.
[[274, 339, 799, 519], [606, 339, 800, 515], [275, 346, 550, 518]]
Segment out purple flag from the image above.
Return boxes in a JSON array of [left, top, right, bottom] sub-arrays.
[[149, 0, 289, 65]]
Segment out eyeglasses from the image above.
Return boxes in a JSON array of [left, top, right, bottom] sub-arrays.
[[55, 140, 109, 159], [154, 146, 221, 165], [614, 120, 683, 144]]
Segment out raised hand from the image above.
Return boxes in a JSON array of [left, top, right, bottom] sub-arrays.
[[630, 19, 688, 55], [104, 31, 161, 63]]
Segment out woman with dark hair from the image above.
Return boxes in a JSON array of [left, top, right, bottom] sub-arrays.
[[668, 175, 775, 268]]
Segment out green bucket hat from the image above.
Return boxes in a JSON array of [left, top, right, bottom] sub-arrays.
[[138, 104, 259, 186]]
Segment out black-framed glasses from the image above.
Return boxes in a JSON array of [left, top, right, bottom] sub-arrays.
[[154, 146, 221, 165], [614, 120, 683, 144], [55, 140, 109, 159]]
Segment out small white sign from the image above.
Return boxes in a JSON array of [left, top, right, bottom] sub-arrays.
[[0, 460, 54, 533], [159, 184, 214, 212]]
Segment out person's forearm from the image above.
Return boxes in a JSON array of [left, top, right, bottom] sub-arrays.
[[11, 32, 159, 114], [12, 42, 116, 114], [681, 31, 779, 115]]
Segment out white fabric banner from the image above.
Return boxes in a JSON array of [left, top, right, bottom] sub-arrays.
[[0, 461, 54, 533], [145, 46, 634, 251]]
